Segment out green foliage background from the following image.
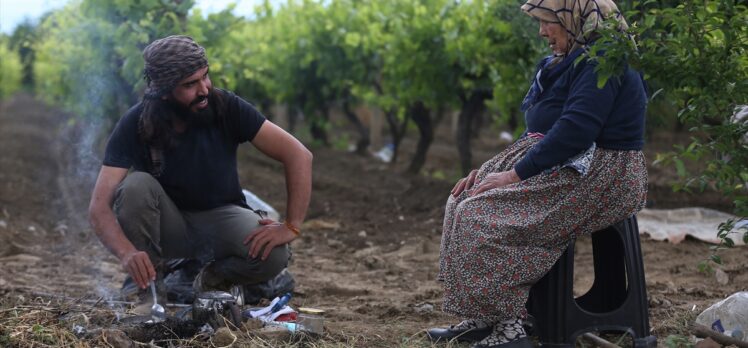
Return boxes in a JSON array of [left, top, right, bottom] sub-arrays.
[[0, 36, 23, 99], [3, 0, 746, 247], [592, 0, 748, 260], [27, 0, 542, 127]]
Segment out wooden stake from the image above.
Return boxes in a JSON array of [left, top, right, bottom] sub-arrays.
[[691, 323, 748, 348], [581, 333, 622, 348]]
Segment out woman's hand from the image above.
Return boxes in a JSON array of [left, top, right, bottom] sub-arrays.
[[244, 219, 297, 260], [451, 169, 479, 197], [470, 170, 521, 196]]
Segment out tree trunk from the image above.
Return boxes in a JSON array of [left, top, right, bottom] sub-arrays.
[[384, 109, 409, 165], [407, 101, 433, 174], [310, 109, 330, 146], [375, 81, 408, 165], [456, 91, 491, 176], [342, 99, 370, 155], [288, 105, 301, 133]]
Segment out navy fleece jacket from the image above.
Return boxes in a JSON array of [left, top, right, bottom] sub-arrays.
[[513, 49, 647, 180]]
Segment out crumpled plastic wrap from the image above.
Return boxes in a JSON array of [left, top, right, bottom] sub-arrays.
[[695, 291, 748, 338], [637, 208, 746, 245]]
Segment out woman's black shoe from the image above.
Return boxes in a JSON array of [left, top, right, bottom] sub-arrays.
[[426, 325, 492, 342]]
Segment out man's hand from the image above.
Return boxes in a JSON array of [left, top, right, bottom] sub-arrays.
[[244, 219, 297, 260], [451, 169, 479, 197], [121, 250, 155, 289], [470, 170, 521, 196]]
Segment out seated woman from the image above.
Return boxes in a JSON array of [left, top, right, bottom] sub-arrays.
[[427, 1, 648, 347]]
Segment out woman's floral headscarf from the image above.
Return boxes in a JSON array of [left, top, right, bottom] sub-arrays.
[[521, 0, 628, 58]]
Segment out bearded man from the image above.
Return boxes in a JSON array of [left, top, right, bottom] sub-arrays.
[[88, 35, 312, 307]]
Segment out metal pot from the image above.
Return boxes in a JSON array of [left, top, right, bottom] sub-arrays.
[[192, 291, 242, 328]]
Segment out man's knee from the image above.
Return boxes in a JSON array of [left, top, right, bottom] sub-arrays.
[[114, 172, 162, 212], [118, 171, 160, 196], [211, 245, 290, 285], [255, 245, 290, 281]]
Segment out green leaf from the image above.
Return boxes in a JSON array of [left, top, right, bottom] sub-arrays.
[[674, 158, 687, 177], [697, 260, 712, 274], [344, 32, 361, 47], [597, 74, 608, 89]]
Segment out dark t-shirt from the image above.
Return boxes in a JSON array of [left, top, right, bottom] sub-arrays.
[[103, 89, 266, 211]]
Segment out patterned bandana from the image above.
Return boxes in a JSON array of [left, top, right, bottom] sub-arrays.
[[142, 35, 208, 99], [520, 0, 628, 58]]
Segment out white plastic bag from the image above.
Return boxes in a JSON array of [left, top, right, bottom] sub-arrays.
[[243, 189, 280, 221], [695, 291, 748, 338]]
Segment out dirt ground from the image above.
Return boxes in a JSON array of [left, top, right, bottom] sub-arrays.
[[0, 93, 746, 347]]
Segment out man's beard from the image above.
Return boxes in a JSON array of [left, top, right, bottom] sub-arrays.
[[166, 91, 215, 127]]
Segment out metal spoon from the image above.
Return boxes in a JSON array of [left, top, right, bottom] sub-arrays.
[[150, 281, 166, 322]]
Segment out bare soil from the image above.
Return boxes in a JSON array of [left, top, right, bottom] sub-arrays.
[[0, 94, 745, 347]]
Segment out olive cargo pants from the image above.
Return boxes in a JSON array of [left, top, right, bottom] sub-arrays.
[[113, 171, 289, 286]]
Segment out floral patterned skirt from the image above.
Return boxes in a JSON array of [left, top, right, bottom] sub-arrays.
[[438, 136, 647, 321]]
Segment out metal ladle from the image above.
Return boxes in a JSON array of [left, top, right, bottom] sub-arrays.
[[150, 281, 166, 322]]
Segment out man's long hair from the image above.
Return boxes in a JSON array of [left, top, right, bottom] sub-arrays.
[[137, 87, 226, 150]]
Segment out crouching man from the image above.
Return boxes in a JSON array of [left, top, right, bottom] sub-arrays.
[[88, 35, 312, 308]]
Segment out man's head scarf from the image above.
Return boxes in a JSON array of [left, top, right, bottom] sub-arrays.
[[520, 0, 628, 58], [142, 35, 208, 99]]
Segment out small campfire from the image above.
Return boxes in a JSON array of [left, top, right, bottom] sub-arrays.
[[0, 290, 322, 347]]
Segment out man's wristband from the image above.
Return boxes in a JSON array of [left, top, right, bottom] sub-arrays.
[[283, 221, 301, 236]]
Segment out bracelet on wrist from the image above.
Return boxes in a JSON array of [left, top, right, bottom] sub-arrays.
[[283, 221, 301, 236]]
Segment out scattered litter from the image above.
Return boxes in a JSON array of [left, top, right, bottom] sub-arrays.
[[198, 323, 214, 335], [499, 131, 514, 144], [242, 189, 280, 221], [358, 230, 367, 238], [696, 292, 748, 340], [414, 303, 434, 313], [373, 144, 394, 163], [72, 324, 86, 337], [0, 220, 6, 229], [244, 293, 295, 322]]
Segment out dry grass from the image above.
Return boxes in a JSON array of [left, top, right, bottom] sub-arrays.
[[0, 293, 98, 347], [0, 291, 458, 348], [3, 291, 686, 348]]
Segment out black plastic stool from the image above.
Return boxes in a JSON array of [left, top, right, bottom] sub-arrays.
[[527, 215, 657, 347]]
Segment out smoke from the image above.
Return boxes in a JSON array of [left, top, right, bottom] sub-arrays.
[[54, 76, 110, 231], [48, 32, 136, 305]]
